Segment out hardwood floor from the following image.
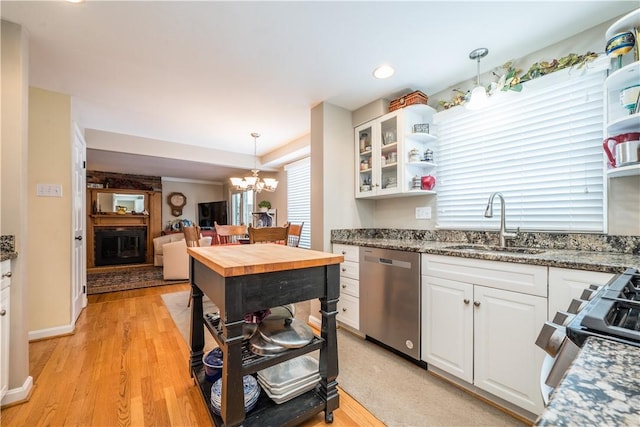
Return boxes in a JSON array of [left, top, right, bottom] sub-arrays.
[[1, 284, 383, 427]]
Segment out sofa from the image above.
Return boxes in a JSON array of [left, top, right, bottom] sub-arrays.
[[152, 233, 187, 266], [162, 236, 212, 280]]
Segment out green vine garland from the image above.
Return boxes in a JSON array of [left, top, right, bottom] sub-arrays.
[[437, 51, 599, 110]]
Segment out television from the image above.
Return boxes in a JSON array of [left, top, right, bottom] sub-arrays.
[[198, 201, 228, 228]]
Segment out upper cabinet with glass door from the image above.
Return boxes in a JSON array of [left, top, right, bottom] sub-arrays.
[[355, 104, 437, 199], [604, 8, 640, 178]]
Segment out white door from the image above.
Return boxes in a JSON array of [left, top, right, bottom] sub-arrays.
[[72, 124, 87, 321], [422, 275, 473, 383], [473, 285, 547, 415]]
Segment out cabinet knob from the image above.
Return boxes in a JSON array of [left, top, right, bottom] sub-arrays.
[[341, 284, 347, 288], [2, 272, 11, 278], [341, 268, 347, 272], [473, 301, 481, 307], [463, 298, 470, 304], [0, 309, 5, 316], [341, 251, 347, 255], [342, 308, 347, 312]]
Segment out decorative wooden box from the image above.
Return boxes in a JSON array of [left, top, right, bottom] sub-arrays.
[[389, 90, 429, 112]]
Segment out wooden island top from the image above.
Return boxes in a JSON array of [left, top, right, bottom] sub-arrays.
[[187, 243, 344, 277]]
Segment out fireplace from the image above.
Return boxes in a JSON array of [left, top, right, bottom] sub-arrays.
[[94, 227, 147, 266]]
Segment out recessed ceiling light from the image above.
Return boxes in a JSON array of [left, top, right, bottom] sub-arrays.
[[373, 64, 395, 79]]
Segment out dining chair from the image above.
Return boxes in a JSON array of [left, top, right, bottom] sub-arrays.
[[214, 222, 248, 244], [286, 222, 304, 247], [182, 225, 201, 247], [248, 224, 289, 244]]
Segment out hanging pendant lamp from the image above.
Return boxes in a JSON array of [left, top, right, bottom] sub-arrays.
[[466, 47, 489, 110], [229, 133, 278, 193]]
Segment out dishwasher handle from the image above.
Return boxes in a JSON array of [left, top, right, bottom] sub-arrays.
[[363, 254, 412, 269]]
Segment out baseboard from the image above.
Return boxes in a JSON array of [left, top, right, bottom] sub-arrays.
[[1, 375, 33, 407], [28, 322, 75, 341]]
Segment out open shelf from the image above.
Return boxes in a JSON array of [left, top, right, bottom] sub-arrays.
[[606, 164, 640, 178]]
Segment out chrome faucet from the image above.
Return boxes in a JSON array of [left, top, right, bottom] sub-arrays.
[[484, 192, 517, 248]]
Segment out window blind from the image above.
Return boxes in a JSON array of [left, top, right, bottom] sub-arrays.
[[435, 67, 606, 232], [286, 157, 311, 248]]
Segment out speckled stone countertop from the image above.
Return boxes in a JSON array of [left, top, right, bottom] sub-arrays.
[[331, 229, 640, 273], [1, 235, 17, 262], [536, 337, 640, 426]]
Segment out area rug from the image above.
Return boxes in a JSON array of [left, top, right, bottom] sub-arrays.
[[87, 265, 187, 294], [161, 290, 524, 427]]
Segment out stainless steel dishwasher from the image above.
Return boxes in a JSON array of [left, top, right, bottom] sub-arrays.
[[360, 247, 421, 360]]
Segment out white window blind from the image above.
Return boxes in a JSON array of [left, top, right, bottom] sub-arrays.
[[286, 157, 311, 248], [435, 67, 606, 232]]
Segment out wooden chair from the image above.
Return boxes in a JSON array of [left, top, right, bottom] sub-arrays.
[[182, 226, 201, 247], [214, 221, 248, 244], [248, 224, 289, 244], [286, 222, 304, 247]]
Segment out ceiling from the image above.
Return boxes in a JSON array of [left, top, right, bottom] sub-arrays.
[[2, 1, 637, 181]]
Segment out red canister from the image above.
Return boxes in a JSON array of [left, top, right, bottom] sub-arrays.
[[421, 175, 436, 190]]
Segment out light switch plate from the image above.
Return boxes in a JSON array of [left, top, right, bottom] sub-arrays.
[[36, 183, 63, 197], [415, 206, 431, 219]]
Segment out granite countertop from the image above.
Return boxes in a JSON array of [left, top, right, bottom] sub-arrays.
[[331, 230, 640, 273], [0, 235, 17, 262], [536, 337, 640, 426]]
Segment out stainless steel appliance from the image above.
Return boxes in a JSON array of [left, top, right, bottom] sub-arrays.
[[360, 247, 421, 360], [536, 268, 640, 404]]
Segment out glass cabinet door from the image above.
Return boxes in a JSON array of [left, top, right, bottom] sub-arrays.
[[378, 115, 399, 192], [356, 124, 374, 196]]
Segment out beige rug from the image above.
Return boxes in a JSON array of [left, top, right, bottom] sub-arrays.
[[161, 290, 524, 427]]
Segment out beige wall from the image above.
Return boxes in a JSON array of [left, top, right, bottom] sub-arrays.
[[27, 87, 73, 332], [1, 19, 32, 401], [161, 179, 224, 228]]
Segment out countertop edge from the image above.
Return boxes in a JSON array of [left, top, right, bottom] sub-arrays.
[[331, 238, 638, 273]]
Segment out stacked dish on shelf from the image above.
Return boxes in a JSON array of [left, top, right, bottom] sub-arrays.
[[257, 355, 321, 404], [210, 375, 261, 415]]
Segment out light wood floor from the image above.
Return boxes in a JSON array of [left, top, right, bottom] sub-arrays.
[[1, 283, 383, 427]]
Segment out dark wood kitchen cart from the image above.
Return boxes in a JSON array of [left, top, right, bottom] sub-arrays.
[[188, 244, 343, 427]]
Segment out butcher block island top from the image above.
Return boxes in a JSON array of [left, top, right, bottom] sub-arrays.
[[188, 243, 344, 277]]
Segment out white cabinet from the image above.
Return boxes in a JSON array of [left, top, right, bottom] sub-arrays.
[[332, 244, 360, 330], [604, 9, 640, 178], [355, 104, 437, 199], [421, 254, 547, 415], [0, 260, 11, 401], [548, 267, 615, 318]]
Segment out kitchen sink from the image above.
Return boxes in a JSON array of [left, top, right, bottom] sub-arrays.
[[445, 244, 546, 254]]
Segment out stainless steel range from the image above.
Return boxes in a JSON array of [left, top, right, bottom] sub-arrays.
[[536, 268, 640, 404]]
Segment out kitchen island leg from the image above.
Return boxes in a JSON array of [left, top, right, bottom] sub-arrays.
[[319, 264, 340, 422], [189, 284, 205, 374]]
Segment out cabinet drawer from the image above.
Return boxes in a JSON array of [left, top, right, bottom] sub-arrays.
[[333, 244, 359, 263], [422, 254, 547, 297], [339, 260, 359, 280], [337, 293, 359, 330], [340, 276, 359, 298]]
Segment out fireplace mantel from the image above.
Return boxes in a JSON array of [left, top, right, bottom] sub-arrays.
[[87, 188, 162, 269]]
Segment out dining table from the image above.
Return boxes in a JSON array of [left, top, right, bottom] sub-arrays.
[[187, 243, 344, 427]]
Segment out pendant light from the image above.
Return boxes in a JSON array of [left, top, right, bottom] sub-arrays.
[[466, 47, 489, 110], [229, 133, 278, 193]]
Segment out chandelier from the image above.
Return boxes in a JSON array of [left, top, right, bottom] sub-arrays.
[[229, 132, 279, 193]]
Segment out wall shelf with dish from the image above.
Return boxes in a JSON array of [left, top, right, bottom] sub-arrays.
[[355, 104, 438, 199], [603, 9, 640, 177]]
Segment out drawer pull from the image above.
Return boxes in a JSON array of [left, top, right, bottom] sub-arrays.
[[341, 284, 347, 288], [0, 309, 5, 316], [463, 299, 470, 305], [473, 301, 481, 307], [2, 272, 11, 278], [341, 268, 347, 272], [342, 308, 347, 312], [341, 251, 347, 255]]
